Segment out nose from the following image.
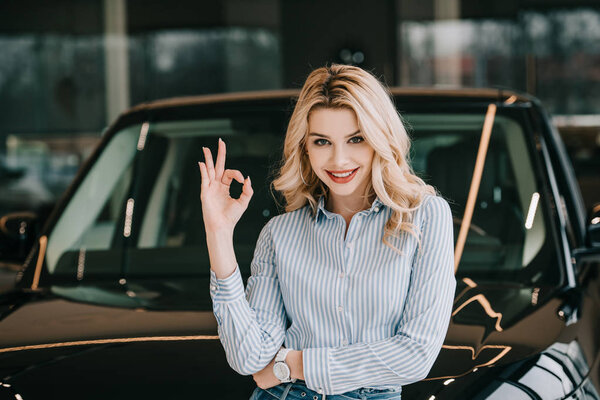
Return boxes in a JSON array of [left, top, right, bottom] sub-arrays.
[[330, 143, 350, 167]]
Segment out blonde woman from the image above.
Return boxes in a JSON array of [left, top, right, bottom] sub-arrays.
[[199, 64, 456, 400]]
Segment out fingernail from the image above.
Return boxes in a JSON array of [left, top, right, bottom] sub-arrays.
[[219, 137, 222, 143]]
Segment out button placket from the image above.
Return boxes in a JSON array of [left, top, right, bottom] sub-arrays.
[[341, 217, 357, 353], [342, 212, 361, 249]]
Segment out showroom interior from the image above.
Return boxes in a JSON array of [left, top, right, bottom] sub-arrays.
[[0, 0, 598, 219]]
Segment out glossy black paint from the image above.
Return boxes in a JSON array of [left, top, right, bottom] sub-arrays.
[[1, 89, 599, 399]]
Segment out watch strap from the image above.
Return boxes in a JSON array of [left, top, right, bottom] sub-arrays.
[[275, 347, 293, 363]]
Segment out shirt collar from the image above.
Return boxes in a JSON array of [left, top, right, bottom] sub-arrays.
[[314, 195, 384, 223]]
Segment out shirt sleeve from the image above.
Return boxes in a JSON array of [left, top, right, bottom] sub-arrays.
[[302, 195, 456, 395], [209, 218, 287, 375]]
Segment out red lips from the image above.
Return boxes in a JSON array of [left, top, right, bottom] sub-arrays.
[[326, 168, 359, 183]]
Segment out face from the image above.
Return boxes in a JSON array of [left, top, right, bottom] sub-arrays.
[[305, 107, 375, 201]]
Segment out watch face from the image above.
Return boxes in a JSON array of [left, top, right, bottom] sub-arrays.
[[273, 362, 290, 380]]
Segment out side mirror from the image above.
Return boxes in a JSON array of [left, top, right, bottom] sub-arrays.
[[587, 203, 600, 248], [0, 211, 40, 264]]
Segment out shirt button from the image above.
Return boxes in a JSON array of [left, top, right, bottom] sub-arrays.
[[337, 306, 343, 312], [317, 388, 323, 394], [210, 285, 217, 292], [339, 272, 345, 278], [345, 241, 353, 249], [342, 339, 348, 346], [374, 206, 380, 212]]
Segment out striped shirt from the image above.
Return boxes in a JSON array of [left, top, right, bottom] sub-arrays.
[[209, 193, 456, 395]]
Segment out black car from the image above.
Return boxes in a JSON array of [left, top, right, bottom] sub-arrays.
[[1, 88, 599, 399]]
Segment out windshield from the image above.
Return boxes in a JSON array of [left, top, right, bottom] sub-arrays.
[[44, 101, 558, 308]]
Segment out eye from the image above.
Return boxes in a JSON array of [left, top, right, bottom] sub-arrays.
[[314, 138, 329, 146], [349, 136, 364, 144]]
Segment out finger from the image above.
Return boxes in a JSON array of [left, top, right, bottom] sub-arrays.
[[198, 162, 209, 188], [214, 138, 226, 181], [202, 146, 215, 181], [239, 176, 253, 207], [221, 169, 245, 186]]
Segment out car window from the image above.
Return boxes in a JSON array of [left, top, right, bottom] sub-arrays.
[[46, 112, 286, 281], [46, 125, 139, 276], [126, 119, 283, 277], [407, 112, 555, 284], [45, 105, 557, 290]]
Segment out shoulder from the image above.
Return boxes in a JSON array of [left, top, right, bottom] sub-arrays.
[[416, 194, 452, 224], [421, 194, 451, 211]]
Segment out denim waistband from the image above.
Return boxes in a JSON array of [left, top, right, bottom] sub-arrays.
[[260, 380, 401, 400]]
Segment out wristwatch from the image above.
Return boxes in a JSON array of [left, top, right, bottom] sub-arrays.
[[273, 347, 297, 383]]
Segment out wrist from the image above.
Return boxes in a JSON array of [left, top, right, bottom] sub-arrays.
[[205, 228, 236, 279], [287, 350, 304, 381], [205, 227, 234, 238]]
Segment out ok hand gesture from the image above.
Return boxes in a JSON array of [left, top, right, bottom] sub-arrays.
[[198, 138, 253, 234]]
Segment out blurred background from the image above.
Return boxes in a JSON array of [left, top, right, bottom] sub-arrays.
[[0, 0, 598, 220]]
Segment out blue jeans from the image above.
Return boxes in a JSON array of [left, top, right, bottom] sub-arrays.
[[249, 380, 401, 400]]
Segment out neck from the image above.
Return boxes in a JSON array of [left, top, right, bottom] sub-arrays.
[[325, 192, 376, 217]]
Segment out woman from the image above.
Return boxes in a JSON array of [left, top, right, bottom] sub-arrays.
[[198, 64, 456, 400]]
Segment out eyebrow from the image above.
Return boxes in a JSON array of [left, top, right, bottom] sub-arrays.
[[308, 129, 361, 139]]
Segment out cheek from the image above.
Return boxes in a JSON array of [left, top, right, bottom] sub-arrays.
[[307, 148, 326, 165], [306, 152, 315, 165], [306, 154, 322, 175], [359, 148, 375, 164]]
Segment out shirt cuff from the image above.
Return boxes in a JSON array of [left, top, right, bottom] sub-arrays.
[[209, 264, 246, 303], [302, 347, 331, 395]]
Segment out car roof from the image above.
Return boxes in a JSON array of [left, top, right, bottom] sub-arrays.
[[126, 87, 532, 114]]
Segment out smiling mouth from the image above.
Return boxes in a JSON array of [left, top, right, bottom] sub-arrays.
[[326, 167, 359, 182]]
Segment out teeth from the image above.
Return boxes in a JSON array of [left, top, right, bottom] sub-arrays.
[[330, 169, 355, 178]]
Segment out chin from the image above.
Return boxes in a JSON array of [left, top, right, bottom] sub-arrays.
[[327, 184, 362, 198], [330, 186, 357, 194]]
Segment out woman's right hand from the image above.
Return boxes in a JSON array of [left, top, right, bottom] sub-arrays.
[[198, 138, 253, 234]]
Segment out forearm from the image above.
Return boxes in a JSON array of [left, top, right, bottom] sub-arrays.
[[209, 221, 287, 375], [303, 333, 443, 394], [216, 292, 286, 375], [206, 227, 237, 279]]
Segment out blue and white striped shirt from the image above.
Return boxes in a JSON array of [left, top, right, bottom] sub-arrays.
[[209, 193, 456, 395]]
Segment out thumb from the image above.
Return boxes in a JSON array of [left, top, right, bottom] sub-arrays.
[[239, 176, 253, 207]]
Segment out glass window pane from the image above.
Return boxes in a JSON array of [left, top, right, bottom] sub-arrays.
[[407, 112, 551, 283], [46, 125, 139, 274]]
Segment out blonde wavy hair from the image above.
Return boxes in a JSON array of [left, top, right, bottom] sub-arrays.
[[271, 63, 437, 255]]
